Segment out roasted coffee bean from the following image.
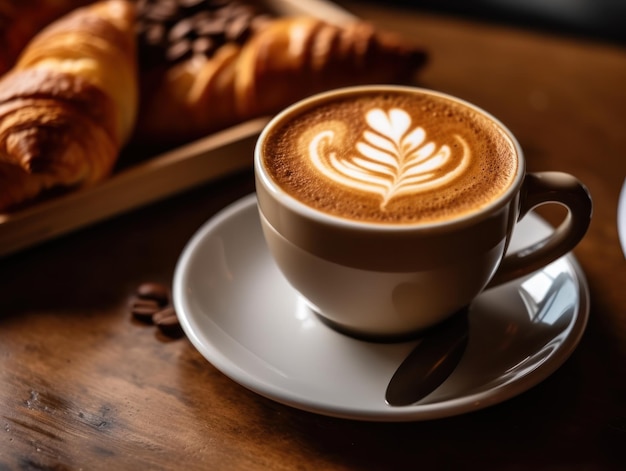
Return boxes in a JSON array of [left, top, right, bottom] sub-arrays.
[[136, 282, 170, 306], [129, 282, 184, 339], [130, 298, 161, 323], [179, 0, 207, 8], [153, 307, 184, 338], [152, 306, 177, 324], [136, 0, 275, 65], [166, 39, 193, 61], [206, 0, 231, 8], [144, 1, 180, 22], [143, 22, 167, 46], [190, 10, 213, 26], [192, 36, 215, 56], [225, 14, 252, 42], [230, 4, 255, 17], [132, 298, 161, 310], [194, 17, 227, 37], [169, 18, 195, 41]]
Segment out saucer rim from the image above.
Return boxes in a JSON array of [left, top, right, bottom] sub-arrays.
[[618, 178, 626, 256], [173, 194, 590, 422]]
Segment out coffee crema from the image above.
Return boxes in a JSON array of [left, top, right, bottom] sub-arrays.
[[262, 89, 518, 224]]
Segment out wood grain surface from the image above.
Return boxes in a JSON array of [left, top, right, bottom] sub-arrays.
[[1, 2, 625, 469]]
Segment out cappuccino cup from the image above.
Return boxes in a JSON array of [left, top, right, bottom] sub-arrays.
[[254, 85, 592, 340]]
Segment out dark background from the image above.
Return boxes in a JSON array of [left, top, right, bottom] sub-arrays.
[[370, 0, 626, 45]]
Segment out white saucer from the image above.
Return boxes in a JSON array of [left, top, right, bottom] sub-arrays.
[[173, 194, 589, 422], [618, 178, 626, 257]]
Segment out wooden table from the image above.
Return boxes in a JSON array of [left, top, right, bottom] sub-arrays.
[[1, 2, 625, 469]]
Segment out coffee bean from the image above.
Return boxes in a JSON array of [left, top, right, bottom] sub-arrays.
[[136, 282, 170, 306], [215, 2, 247, 18], [143, 22, 167, 46], [166, 39, 193, 61], [225, 14, 251, 42], [129, 282, 184, 339], [190, 10, 213, 25], [145, 1, 180, 22], [130, 298, 161, 323], [192, 36, 215, 56], [153, 307, 184, 338], [194, 16, 227, 37], [169, 18, 195, 41], [206, 0, 231, 8], [136, 0, 276, 66], [133, 298, 161, 309], [179, 0, 207, 8], [152, 306, 177, 323]]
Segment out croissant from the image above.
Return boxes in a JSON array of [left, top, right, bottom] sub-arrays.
[[0, 0, 138, 211], [0, 0, 95, 76], [135, 16, 427, 146]]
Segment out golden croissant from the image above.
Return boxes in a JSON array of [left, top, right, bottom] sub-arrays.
[[0, 0, 138, 211], [0, 0, 95, 76], [135, 16, 427, 146]]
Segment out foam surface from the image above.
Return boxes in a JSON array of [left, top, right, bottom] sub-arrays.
[[263, 90, 517, 224]]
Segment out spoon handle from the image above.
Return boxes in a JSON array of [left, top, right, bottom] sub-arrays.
[[385, 309, 469, 406]]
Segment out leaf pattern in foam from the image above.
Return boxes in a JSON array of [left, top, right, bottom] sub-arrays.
[[308, 108, 470, 210]]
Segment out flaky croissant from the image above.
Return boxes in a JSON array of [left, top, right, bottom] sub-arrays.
[[0, 0, 138, 211], [135, 16, 427, 146], [0, 0, 95, 76]]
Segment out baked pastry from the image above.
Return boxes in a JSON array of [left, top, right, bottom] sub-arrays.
[[0, 0, 138, 211], [0, 0, 427, 211], [0, 0, 95, 76], [135, 11, 428, 145]]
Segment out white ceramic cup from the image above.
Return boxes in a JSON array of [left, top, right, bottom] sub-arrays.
[[254, 86, 592, 340]]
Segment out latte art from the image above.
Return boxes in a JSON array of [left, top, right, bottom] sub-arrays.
[[262, 89, 517, 224], [308, 108, 471, 209]]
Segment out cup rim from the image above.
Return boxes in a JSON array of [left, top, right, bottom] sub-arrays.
[[255, 85, 525, 233]]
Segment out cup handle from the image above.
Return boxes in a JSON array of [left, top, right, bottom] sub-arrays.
[[487, 171, 592, 288]]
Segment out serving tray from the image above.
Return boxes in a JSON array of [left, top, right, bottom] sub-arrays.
[[0, 0, 356, 258]]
